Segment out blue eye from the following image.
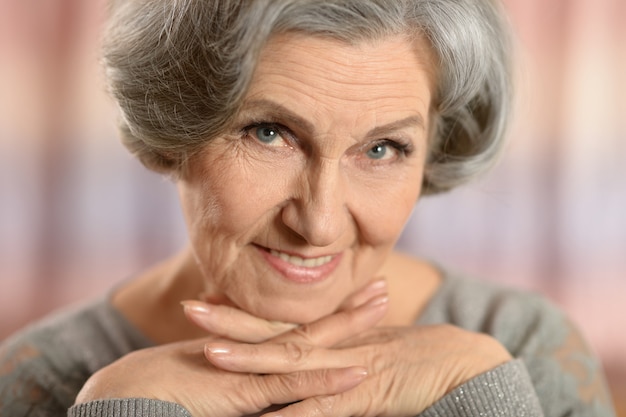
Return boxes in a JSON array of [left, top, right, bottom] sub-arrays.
[[364, 140, 411, 162], [366, 143, 388, 160], [255, 126, 279, 143], [242, 122, 292, 148]]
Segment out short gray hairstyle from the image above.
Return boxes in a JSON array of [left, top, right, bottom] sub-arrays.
[[102, 0, 512, 194]]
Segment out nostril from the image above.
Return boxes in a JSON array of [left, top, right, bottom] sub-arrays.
[[278, 167, 347, 247], [281, 202, 345, 247]]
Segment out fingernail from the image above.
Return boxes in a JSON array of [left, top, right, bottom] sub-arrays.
[[205, 343, 232, 356], [340, 367, 368, 390], [346, 366, 368, 379], [368, 279, 387, 290], [361, 280, 387, 297], [181, 300, 211, 315], [366, 294, 389, 308]]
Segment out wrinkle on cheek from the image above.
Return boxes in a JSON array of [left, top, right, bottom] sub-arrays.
[[180, 169, 239, 283], [184, 192, 232, 280]]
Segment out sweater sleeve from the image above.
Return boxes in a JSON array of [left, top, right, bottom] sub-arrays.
[[65, 360, 542, 417], [419, 359, 544, 417], [68, 399, 192, 417], [417, 272, 616, 416], [0, 338, 87, 417], [0, 298, 156, 417]]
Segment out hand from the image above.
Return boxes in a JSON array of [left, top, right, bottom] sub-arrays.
[[75, 281, 389, 416], [75, 338, 368, 417], [204, 325, 513, 416]]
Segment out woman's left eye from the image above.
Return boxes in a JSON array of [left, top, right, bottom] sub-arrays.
[[365, 141, 407, 161]]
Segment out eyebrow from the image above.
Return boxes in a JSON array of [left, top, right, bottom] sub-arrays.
[[238, 98, 426, 137]]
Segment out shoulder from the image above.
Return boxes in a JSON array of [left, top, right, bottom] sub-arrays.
[[419, 269, 566, 353], [419, 268, 615, 416], [0, 296, 152, 416]]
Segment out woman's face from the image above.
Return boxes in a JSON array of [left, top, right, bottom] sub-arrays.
[[177, 33, 435, 323]]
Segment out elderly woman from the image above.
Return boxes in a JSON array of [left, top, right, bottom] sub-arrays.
[[0, 0, 616, 416]]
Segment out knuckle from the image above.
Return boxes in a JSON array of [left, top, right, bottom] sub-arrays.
[[243, 375, 273, 410], [282, 341, 310, 365], [279, 371, 309, 392], [319, 368, 337, 388], [311, 395, 336, 416], [365, 349, 391, 376], [271, 369, 339, 397]]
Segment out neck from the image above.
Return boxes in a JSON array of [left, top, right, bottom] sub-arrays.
[[376, 251, 442, 327], [112, 246, 208, 344]]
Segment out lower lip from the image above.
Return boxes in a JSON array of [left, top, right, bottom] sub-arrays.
[[256, 247, 342, 284]]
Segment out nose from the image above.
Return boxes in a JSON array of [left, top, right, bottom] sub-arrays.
[[281, 158, 347, 247]]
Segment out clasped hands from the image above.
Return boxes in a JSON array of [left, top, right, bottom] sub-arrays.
[[76, 280, 511, 416]]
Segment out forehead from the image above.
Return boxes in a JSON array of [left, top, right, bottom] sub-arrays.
[[242, 33, 437, 127]]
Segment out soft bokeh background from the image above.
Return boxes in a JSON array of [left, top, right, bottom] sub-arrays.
[[0, 0, 624, 411]]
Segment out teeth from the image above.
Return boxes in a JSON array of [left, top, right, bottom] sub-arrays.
[[270, 250, 333, 267]]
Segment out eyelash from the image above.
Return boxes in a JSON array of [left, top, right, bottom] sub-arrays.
[[241, 122, 292, 142], [370, 139, 413, 157], [240, 121, 413, 159]]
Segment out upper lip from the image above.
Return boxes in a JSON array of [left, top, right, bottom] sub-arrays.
[[254, 244, 338, 259]]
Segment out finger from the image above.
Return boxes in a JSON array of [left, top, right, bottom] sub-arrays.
[[183, 280, 386, 344], [205, 340, 354, 373], [261, 394, 354, 417], [254, 367, 366, 413], [338, 277, 387, 310], [182, 300, 297, 343], [271, 293, 389, 348]]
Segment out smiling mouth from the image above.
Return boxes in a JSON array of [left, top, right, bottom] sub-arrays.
[[256, 245, 342, 284], [269, 249, 334, 268]]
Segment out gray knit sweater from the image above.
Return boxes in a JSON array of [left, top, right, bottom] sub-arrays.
[[0, 271, 616, 416]]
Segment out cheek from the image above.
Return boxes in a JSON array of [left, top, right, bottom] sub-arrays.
[[180, 156, 290, 246], [181, 191, 249, 255], [177, 170, 278, 293], [353, 174, 422, 246], [348, 180, 420, 287]]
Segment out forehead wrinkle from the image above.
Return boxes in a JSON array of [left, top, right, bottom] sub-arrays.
[[242, 34, 433, 143], [267, 34, 419, 80], [256, 40, 427, 101], [262, 66, 421, 105]]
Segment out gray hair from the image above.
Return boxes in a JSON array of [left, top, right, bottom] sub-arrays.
[[102, 0, 512, 194]]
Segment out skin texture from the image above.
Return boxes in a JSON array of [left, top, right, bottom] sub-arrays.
[[85, 34, 513, 416], [77, 292, 390, 417], [176, 33, 433, 324]]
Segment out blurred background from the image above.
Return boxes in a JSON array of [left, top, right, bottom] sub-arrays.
[[0, 0, 624, 411]]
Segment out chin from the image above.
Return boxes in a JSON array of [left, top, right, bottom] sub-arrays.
[[249, 299, 337, 325]]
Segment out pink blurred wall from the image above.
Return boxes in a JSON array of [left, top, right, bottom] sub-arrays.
[[1, 0, 625, 408]]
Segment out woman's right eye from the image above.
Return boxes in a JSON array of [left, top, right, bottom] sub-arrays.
[[255, 126, 280, 143], [244, 123, 290, 147]]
